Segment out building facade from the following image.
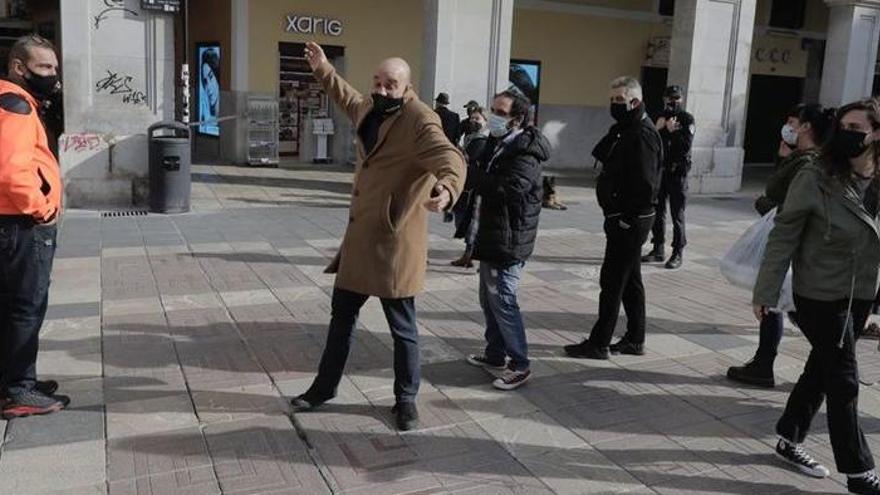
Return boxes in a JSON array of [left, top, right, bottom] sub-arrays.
[[1, 0, 878, 206]]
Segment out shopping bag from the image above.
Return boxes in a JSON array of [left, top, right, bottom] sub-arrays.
[[719, 208, 795, 312]]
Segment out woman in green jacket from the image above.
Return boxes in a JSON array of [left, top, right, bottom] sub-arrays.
[[728, 103, 831, 388], [753, 99, 880, 494]]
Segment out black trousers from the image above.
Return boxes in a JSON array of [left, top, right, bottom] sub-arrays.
[[305, 287, 420, 403], [588, 215, 653, 347], [651, 172, 688, 250], [776, 294, 874, 474], [0, 216, 57, 398]]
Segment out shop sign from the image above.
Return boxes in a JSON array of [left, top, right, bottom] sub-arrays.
[[285, 15, 343, 36], [754, 47, 792, 65]]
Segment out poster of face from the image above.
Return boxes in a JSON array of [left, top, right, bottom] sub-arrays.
[[197, 44, 220, 137], [508, 59, 541, 125]]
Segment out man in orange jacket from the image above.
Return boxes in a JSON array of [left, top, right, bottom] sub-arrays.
[[0, 34, 68, 419]]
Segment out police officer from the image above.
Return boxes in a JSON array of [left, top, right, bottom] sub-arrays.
[[642, 85, 695, 269]]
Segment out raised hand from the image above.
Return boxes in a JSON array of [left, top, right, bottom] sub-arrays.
[[303, 42, 327, 71]]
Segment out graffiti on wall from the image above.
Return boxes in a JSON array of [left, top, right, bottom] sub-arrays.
[[61, 133, 107, 153], [96, 69, 148, 105], [94, 0, 139, 29]]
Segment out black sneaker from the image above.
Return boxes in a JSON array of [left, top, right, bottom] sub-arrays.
[[775, 439, 830, 478], [664, 251, 683, 269], [493, 368, 531, 390], [564, 341, 609, 360], [849, 471, 880, 494], [2, 390, 69, 419], [391, 402, 419, 431], [466, 354, 507, 370], [609, 339, 645, 356], [727, 359, 775, 388], [290, 394, 328, 412], [641, 245, 664, 263]]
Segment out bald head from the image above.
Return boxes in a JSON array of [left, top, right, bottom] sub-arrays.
[[372, 57, 411, 99]]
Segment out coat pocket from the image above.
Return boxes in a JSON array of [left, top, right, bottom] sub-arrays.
[[384, 194, 401, 233]]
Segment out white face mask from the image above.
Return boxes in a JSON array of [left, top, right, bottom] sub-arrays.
[[488, 113, 513, 138], [781, 124, 799, 147]]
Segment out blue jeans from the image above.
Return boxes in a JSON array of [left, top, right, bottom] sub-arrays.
[[0, 217, 57, 397], [305, 287, 420, 403], [479, 261, 529, 371]]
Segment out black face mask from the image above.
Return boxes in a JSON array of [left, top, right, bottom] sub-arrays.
[[610, 103, 630, 122], [371, 93, 404, 115], [664, 101, 680, 115], [834, 129, 870, 159], [23, 70, 60, 101]]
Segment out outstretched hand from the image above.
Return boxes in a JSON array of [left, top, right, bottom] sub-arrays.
[[303, 42, 327, 71]]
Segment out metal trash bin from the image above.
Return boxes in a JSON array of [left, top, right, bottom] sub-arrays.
[[148, 121, 191, 213]]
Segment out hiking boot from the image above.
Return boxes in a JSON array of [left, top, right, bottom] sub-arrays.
[[466, 354, 507, 370], [641, 245, 664, 263], [775, 439, 830, 478], [564, 341, 609, 360], [2, 390, 69, 419], [609, 339, 645, 356], [290, 393, 329, 412], [726, 359, 775, 388], [493, 368, 531, 391], [859, 322, 880, 341], [849, 471, 880, 494], [665, 250, 683, 269], [391, 402, 419, 431]]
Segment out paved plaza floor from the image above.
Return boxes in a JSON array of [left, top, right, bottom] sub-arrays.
[[4, 163, 880, 494]]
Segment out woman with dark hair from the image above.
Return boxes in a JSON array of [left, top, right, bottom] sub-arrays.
[[728, 103, 834, 388], [199, 48, 220, 130], [753, 99, 880, 493], [450, 106, 490, 268]]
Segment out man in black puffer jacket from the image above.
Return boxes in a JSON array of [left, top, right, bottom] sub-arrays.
[[465, 90, 550, 391], [565, 76, 662, 360]]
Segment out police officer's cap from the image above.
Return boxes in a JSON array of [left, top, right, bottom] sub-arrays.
[[664, 85, 683, 99]]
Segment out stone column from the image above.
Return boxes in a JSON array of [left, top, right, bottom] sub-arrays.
[[819, 0, 880, 108], [60, 1, 176, 207], [667, 0, 757, 193], [421, 0, 514, 114]]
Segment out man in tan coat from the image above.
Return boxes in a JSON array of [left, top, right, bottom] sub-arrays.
[[291, 42, 465, 431]]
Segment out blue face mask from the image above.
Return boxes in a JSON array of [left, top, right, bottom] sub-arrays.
[[488, 113, 512, 138]]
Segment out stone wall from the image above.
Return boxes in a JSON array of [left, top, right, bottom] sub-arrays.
[[60, 0, 176, 208]]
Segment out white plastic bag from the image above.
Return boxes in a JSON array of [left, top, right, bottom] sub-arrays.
[[719, 208, 795, 313]]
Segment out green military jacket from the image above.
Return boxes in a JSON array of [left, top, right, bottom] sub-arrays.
[[754, 163, 880, 307]]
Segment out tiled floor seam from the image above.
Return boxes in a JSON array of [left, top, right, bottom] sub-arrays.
[[166, 237, 339, 494]]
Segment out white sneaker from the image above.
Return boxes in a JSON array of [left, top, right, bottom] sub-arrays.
[[492, 368, 531, 390]]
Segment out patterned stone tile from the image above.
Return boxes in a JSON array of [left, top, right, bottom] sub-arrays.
[[205, 417, 329, 495]]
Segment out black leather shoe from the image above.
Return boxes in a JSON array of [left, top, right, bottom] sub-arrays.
[[641, 245, 665, 263], [609, 339, 645, 356], [564, 341, 609, 360], [290, 394, 329, 412], [664, 250, 683, 269], [392, 402, 419, 431], [726, 359, 775, 388]]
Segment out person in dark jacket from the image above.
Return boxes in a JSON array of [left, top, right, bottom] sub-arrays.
[[465, 90, 550, 390], [727, 103, 831, 389], [564, 76, 662, 360], [642, 85, 694, 269], [434, 92, 460, 145], [450, 107, 490, 268]]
